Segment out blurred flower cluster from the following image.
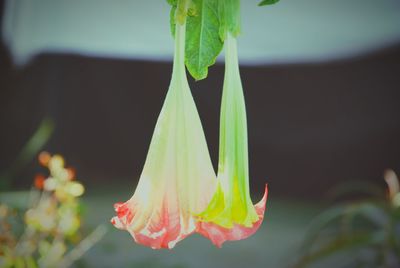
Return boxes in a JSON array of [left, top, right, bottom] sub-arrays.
[[296, 169, 400, 268], [0, 152, 105, 268]]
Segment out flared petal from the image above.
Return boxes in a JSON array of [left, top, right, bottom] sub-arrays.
[[196, 33, 268, 246], [197, 185, 268, 247], [111, 22, 216, 249]]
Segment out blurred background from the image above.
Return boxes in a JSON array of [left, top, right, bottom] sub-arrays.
[[1, 0, 400, 267]]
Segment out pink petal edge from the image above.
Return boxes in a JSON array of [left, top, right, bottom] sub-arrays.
[[110, 202, 193, 249], [196, 184, 268, 248]]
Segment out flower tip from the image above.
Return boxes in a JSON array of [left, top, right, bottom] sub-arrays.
[[110, 216, 124, 229], [384, 169, 399, 199], [113, 202, 123, 210], [197, 183, 269, 247], [256, 184, 269, 210]]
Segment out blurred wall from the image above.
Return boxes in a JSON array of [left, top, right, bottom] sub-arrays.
[[1, 42, 400, 199]]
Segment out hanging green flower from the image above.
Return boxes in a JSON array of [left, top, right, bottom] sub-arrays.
[[196, 32, 268, 247]]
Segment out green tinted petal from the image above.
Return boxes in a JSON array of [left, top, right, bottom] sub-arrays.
[[198, 33, 259, 228]]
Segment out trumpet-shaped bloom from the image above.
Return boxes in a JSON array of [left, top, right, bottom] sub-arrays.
[[111, 22, 216, 249], [196, 33, 268, 247]]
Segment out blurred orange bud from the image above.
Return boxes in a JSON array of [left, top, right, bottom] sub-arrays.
[[66, 168, 76, 180], [38, 152, 51, 167], [34, 174, 46, 189]]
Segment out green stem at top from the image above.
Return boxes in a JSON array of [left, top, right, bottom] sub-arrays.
[[175, 0, 191, 25]]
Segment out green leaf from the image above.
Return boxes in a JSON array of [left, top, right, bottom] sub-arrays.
[[258, 0, 280, 6], [302, 205, 348, 249], [349, 203, 389, 227], [296, 232, 378, 268], [185, 0, 223, 80], [0, 118, 54, 190], [218, 0, 241, 40]]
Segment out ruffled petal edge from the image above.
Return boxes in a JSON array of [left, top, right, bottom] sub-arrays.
[[111, 201, 195, 249], [196, 184, 268, 248]]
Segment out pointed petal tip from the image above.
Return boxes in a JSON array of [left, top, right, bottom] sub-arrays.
[[256, 184, 268, 210]]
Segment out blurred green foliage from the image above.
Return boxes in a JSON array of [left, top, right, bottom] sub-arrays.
[[295, 170, 400, 268], [0, 118, 54, 190]]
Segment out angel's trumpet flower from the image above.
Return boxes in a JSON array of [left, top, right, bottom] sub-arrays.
[[111, 21, 216, 249], [196, 33, 268, 247]]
